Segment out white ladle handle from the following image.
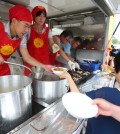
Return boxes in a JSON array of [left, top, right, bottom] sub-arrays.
[[4, 61, 32, 72]]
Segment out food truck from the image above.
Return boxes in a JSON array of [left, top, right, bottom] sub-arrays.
[[0, 0, 120, 133]]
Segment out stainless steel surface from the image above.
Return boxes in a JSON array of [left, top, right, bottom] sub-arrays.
[[8, 71, 115, 134], [78, 74, 97, 93], [78, 72, 115, 93], [33, 97, 49, 108], [0, 75, 32, 134], [31, 66, 45, 79], [8, 100, 60, 134], [4, 61, 32, 72], [32, 72, 69, 104], [9, 99, 84, 134]]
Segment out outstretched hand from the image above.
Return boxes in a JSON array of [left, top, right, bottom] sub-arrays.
[[68, 60, 75, 70], [93, 98, 112, 117]]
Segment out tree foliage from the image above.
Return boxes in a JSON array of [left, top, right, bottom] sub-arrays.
[[112, 38, 119, 44]]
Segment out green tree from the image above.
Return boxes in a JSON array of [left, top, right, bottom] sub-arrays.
[[118, 40, 120, 44], [112, 38, 118, 44]]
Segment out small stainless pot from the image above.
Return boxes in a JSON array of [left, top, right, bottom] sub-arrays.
[[31, 66, 45, 79]]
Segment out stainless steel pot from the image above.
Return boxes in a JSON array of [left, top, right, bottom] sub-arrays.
[[0, 75, 32, 134], [32, 72, 69, 104]]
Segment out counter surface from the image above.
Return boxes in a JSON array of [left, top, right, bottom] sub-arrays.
[[8, 72, 115, 134], [8, 99, 84, 134]]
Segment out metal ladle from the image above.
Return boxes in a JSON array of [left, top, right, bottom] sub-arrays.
[[4, 61, 32, 72], [4, 61, 45, 79]]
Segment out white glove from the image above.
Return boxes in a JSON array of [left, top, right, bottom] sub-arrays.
[[52, 44, 60, 53], [75, 62, 80, 69], [68, 60, 75, 70]]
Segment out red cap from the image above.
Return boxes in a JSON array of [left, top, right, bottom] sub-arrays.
[[31, 6, 47, 19], [9, 5, 33, 24]]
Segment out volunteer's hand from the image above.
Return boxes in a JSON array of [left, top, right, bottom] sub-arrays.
[[75, 62, 80, 69], [52, 44, 60, 53], [68, 60, 75, 70], [0, 54, 4, 64], [44, 65, 55, 72]]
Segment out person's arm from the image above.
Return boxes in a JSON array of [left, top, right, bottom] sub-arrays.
[[0, 22, 5, 64], [49, 38, 54, 47], [48, 30, 60, 53], [57, 71, 79, 92], [111, 104, 120, 122], [53, 35, 76, 70], [51, 40, 71, 62], [20, 47, 45, 67], [65, 52, 71, 59], [59, 48, 70, 62], [93, 98, 120, 122], [20, 31, 54, 72], [101, 64, 115, 73], [0, 54, 4, 64], [49, 38, 60, 53], [20, 47, 54, 72], [59, 43, 80, 69], [52, 35, 69, 62]]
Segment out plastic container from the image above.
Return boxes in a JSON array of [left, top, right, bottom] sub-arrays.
[[78, 60, 101, 72]]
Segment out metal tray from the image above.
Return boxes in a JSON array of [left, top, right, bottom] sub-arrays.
[[68, 69, 94, 85]]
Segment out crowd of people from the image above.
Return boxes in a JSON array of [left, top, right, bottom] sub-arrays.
[[0, 5, 82, 76]]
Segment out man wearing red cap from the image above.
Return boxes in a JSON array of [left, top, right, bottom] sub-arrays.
[[0, 5, 53, 76]]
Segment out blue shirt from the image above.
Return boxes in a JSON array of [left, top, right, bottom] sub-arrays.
[[86, 87, 120, 134], [60, 42, 71, 54], [70, 47, 77, 59]]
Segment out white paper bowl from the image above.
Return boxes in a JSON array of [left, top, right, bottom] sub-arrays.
[[62, 92, 98, 119], [51, 67, 68, 75]]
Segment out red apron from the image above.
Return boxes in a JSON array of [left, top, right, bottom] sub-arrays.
[[0, 22, 21, 76], [24, 25, 50, 75], [49, 52, 58, 65]]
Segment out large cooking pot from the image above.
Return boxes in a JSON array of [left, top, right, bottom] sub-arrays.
[[32, 72, 69, 104], [0, 75, 32, 134]]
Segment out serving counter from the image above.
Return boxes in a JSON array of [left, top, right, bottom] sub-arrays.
[[8, 99, 85, 134], [8, 72, 115, 134]]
